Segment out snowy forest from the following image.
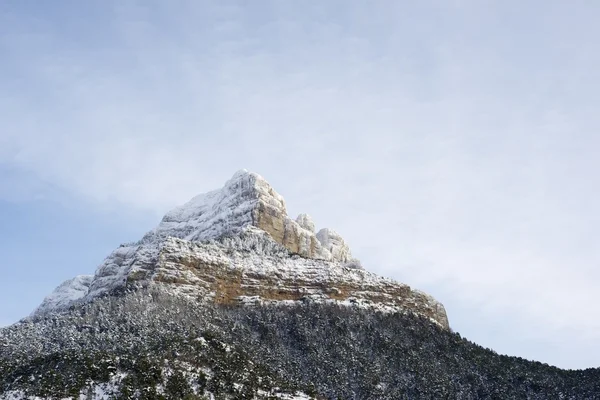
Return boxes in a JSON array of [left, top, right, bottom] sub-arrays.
[[1, 289, 599, 399]]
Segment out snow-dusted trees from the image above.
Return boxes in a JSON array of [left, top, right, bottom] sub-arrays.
[[1, 289, 599, 399]]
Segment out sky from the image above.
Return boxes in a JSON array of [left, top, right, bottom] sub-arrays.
[[1, 0, 599, 370]]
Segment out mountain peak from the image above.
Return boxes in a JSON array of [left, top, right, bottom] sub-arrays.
[[155, 170, 351, 263], [32, 170, 448, 332]]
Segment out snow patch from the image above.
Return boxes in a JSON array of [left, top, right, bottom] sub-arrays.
[[32, 275, 93, 316]]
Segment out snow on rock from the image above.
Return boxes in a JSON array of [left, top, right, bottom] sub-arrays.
[[29, 170, 449, 330], [139, 229, 449, 329], [32, 275, 93, 316], [80, 170, 356, 302], [152, 170, 351, 262], [86, 242, 157, 299], [155, 169, 274, 242], [316, 228, 352, 263], [295, 213, 315, 233]]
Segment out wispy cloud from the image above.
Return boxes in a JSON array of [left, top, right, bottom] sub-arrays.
[[1, 0, 599, 368]]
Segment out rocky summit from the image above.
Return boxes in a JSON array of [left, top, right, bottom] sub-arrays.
[[33, 170, 449, 329]]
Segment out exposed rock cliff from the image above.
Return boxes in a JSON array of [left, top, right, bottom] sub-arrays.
[[152, 170, 347, 262], [138, 231, 448, 328], [33, 170, 449, 329]]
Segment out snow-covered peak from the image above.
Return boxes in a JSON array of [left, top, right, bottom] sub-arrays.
[[33, 171, 362, 316], [148, 170, 352, 263], [154, 170, 285, 242], [162, 170, 278, 224]]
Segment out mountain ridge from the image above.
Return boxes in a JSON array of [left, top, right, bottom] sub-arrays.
[[33, 170, 449, 328]]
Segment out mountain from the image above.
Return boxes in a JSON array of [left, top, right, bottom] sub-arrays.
[[32, 170, 448, 329], [1, 171, 599, 399]]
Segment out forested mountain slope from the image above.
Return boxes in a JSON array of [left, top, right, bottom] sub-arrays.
[[2, 290, 599, 399]]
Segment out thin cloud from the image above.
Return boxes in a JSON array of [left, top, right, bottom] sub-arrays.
[[1, 0, 599, 369]]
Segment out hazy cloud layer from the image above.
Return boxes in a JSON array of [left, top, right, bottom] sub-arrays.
[[1, 1, 599, 368]]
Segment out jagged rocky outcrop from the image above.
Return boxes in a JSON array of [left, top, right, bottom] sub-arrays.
[[154, 170, 350, 262], [33, 170, 449, 329]]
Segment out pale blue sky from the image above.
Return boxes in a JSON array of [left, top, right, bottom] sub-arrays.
[[1, 0, 600, 369]]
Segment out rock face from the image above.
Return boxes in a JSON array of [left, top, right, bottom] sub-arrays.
[[33, 170, 450, 329], [152, 170, 349, 262], [316, 228, 352, 264], [152, 233, 449, 328], [296, 214, 315, 233]]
